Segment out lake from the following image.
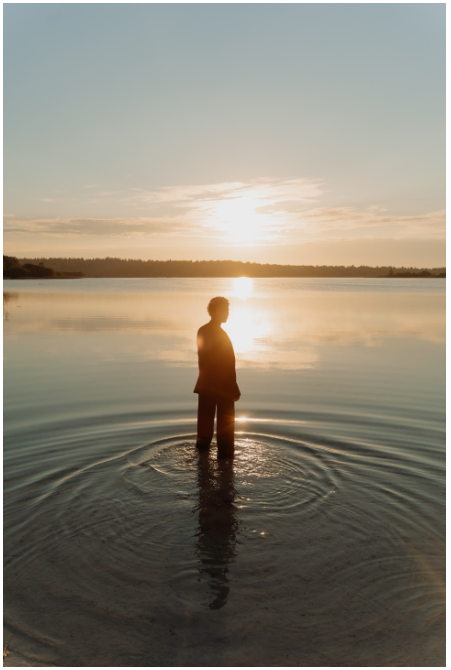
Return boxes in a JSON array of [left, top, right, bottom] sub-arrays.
[[3, 277, 445, 666]]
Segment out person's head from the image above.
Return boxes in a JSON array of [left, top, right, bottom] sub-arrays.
[[207, 296, 229, 323]]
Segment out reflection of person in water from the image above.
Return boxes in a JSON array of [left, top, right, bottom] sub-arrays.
[[194, 297, 241, 458], [196, 452, 238, 610]]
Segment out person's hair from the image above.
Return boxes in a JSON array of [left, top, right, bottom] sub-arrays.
[[207, 296, 229, 316]]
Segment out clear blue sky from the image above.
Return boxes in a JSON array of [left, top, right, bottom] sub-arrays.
[[4, 3, 445, 266]]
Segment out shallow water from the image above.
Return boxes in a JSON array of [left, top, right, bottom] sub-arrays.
[[3, 278, 445, 666]]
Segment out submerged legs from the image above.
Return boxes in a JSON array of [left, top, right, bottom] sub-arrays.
[[216, 398, 235, 458], [196, 394, 216, 451], [196, 394, 235, 458]]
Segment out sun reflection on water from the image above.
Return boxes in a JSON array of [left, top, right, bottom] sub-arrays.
[[233, 277, 253, 300], [225, 277, 271, 354], [224, 300, 271, 355]]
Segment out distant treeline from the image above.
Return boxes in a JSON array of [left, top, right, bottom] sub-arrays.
[[4, 255, 84, 279], [18, 257, 446, 278], [383, 269, 445, 278]]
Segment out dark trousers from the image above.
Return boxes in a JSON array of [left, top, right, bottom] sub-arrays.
[[196, 394, 235, 458]]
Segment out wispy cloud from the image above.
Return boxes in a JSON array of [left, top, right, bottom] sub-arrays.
[[299, 206, 446, 240], [126, 177, 321, 208], [4, 177, 445, 244], [3, 217, 192, 238]]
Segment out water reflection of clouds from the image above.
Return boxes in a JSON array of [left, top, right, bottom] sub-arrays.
[[224, 304, 271, 355], [3, 287, 445, 369]]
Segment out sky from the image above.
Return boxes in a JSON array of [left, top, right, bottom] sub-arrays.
[[3, 3, 446, 266]]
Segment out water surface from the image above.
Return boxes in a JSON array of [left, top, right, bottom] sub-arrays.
[[3, 278, 445, 666]]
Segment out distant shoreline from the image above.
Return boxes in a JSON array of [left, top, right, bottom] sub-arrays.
[[3, 275, 446, 280], [3, 276, 82, 280], [3, 277, 82, 281], [13, 258, 446, 280], [379, 272, 446, 279]]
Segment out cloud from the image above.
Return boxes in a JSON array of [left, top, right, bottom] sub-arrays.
[[299, 206, 446, 240], [5, 177, 323, 241], [4, 177, 445, 244], [3, 217, 194, 238], [125, 177, 321, 210]]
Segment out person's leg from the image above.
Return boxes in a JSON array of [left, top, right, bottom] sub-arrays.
[[196, 394, 216, 451], [216, 398, 235, 458]]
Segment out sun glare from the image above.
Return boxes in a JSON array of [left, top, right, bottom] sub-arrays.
[[208, 194, 273, 245], [224, 302, 271, 355], [233, 277, 253, 300]]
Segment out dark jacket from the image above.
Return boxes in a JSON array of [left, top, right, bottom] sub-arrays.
[[194, 321, 241, 400]]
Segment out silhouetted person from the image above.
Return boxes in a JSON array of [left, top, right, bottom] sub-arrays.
[[194, 296, 240, 458]]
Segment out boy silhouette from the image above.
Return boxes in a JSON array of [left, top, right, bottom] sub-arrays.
[[194, 297, 240, 458]]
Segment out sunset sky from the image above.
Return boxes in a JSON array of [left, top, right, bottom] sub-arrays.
[[3, 3, 445, 266]]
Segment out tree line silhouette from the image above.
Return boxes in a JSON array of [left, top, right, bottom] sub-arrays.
[[15, 257, 445, 279], [3, 255, 84, 279]]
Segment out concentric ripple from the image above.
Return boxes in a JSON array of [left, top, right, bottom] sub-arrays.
[[4, 415, 445, 667]]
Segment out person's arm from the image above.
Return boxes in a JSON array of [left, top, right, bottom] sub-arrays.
[[225, 333, 241, 401], [197, 329, 204, 366], [231, 363, 241, 401]]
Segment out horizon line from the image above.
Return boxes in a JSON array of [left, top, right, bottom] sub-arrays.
[[13, 256, 446, 270]]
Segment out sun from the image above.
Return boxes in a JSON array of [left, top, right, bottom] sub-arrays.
[[209, 194, 271, 245]]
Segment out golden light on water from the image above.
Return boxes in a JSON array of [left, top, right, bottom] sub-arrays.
[[226, 277, 268, 354], [233, 276, 253, 300], [224, 300, 271, 355]]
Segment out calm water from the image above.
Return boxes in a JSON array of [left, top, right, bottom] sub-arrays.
[[3, 278, 445, 666]]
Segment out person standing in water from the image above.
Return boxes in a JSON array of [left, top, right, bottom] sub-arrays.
[[194, 296, 241, 458]]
